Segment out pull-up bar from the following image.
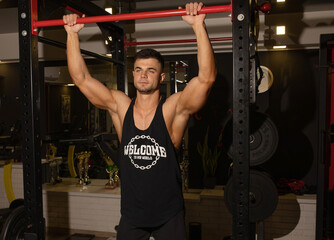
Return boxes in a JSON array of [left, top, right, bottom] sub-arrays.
[[33, 4, 231, 30], [125, 37, 233, 46]]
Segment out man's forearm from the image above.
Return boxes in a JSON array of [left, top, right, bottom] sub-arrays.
[[66, 32, 90, 86], [193, 23, 217, 83]]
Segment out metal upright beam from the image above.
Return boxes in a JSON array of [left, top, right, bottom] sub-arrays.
[[232, 0, 250, 239], [170, 62, 176, 94], [18, 0, 45, 239], [316, 33, 334, 240]]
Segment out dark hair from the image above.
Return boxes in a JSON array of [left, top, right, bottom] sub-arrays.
[[134, 48, 164, 71]]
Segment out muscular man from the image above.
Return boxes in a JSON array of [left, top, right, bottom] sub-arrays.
[[64, 2, 217, 239]]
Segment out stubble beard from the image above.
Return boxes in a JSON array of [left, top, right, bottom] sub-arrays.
[[135, 82, 158, 95]]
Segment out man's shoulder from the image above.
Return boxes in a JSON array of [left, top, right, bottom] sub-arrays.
[[109, 90, 131, 114], [165, 92, 181, 105], [163, 92, 182, 114]]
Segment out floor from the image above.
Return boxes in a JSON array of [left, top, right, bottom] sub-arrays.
[[46, 228, 116, 240]]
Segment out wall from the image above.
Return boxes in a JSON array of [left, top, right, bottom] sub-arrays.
[[188, 49, 320, 189], [0, 63, 21, 136]]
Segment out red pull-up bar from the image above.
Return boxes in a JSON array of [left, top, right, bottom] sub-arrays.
[[33, 4, 231, 30]]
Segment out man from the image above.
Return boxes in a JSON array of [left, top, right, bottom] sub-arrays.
[[63, 2, 217, 239]]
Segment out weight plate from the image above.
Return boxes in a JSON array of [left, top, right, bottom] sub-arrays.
[[257, 66, 274, 93], [222, 112, 279, 166], [224, 170, 278, 222], [0, 205, 27, 240]]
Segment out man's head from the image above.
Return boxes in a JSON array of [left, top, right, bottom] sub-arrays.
[[133, 49, 165, 94], [134, 48, 164, 73]]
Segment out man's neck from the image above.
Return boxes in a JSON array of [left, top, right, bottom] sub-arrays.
[[135, 91, 160, 113]]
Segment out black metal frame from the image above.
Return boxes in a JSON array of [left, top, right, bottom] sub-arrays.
[[316, 33, 334, 240], [18, 0, 125, 238], [169, 62, 176, 94], [232, 0, 250, 239], [18, 0, 251, 238], [18, 1, 45, 239]]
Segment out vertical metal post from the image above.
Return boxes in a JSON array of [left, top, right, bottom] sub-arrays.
[[232, 0, 250, 239], [170, 62, 176, 94], [115, 32, 126, 92], [316, 34, 334, 240], [18, 0, 45, 239]]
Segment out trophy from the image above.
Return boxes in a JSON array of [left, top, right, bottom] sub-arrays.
[[105, 165, 116, 189], [103, 153, 119, 189], [179, 139, 189, 192], [180, 158, 189, 192], [83, 151, 91, 185], [76, 151, 91, 186], [46, 144, 62, 185], [114, 166, 120, 187], [76, 152, 85, 185], [55, 157, 63, 183], [49, 159, 57, 185]]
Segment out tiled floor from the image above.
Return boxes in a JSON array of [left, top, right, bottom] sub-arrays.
[[46, 228, 116, 240]]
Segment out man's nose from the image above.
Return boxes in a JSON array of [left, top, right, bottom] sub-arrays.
[[141, 70, 148, 77]]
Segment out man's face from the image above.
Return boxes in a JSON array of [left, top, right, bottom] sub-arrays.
[[133, 58, 165, 94]]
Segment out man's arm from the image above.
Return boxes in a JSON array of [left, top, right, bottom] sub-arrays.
[[175, 2, 217, 115], [63, 14, 130, 139], [63, 14, 128, 113], [164, 2, 217, 147]]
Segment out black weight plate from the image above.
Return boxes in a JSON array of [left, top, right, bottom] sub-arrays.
[[222, 112, 279, 166], [0, 205, 27, 240], [224, 170, 278, 222]]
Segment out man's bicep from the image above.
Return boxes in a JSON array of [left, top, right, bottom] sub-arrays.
[[79, 77, 118, 110], [176, 76, 212, 115]]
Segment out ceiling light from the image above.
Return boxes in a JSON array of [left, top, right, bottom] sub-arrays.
[[273, 45, 287, 49], [105, 8, 113, 14], [276, 26, 285, 35], [66, 84, 75, 86], [277, 0, 285, 2]]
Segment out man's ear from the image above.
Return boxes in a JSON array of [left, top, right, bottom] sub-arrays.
[[160, 73, 166, 83]]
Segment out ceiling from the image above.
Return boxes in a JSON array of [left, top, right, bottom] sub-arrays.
[[0, 0, 333, 55], [1, 0, 333, 34]]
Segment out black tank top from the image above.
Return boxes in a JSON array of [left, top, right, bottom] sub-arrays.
[[119, 97, 184, 227]]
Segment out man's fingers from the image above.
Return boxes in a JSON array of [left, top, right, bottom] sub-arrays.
[[198, 2, 204, 12], [63, 14, 80, 26], [193, 2, 198, 15], [184, 2, 204, 16]]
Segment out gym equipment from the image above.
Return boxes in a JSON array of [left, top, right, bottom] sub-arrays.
[[0, 161, 26, 240], [222, 112, 279, 166], [32, 4, 232, 30], [18, 0, 268, 238], [257, 66, 274, 93], [4, 160, 16, 204], [125, 37, 233, 46], [224, 170, 278, 222], [0, 205, 27, 240]]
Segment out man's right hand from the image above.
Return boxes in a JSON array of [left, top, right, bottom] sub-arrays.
[[63, 14, 85, 33]]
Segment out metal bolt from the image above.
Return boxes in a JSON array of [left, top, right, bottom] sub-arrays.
[[22, 30, 27, 36], [237, 14, 244, 21], [21, 12, 26, 19]]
